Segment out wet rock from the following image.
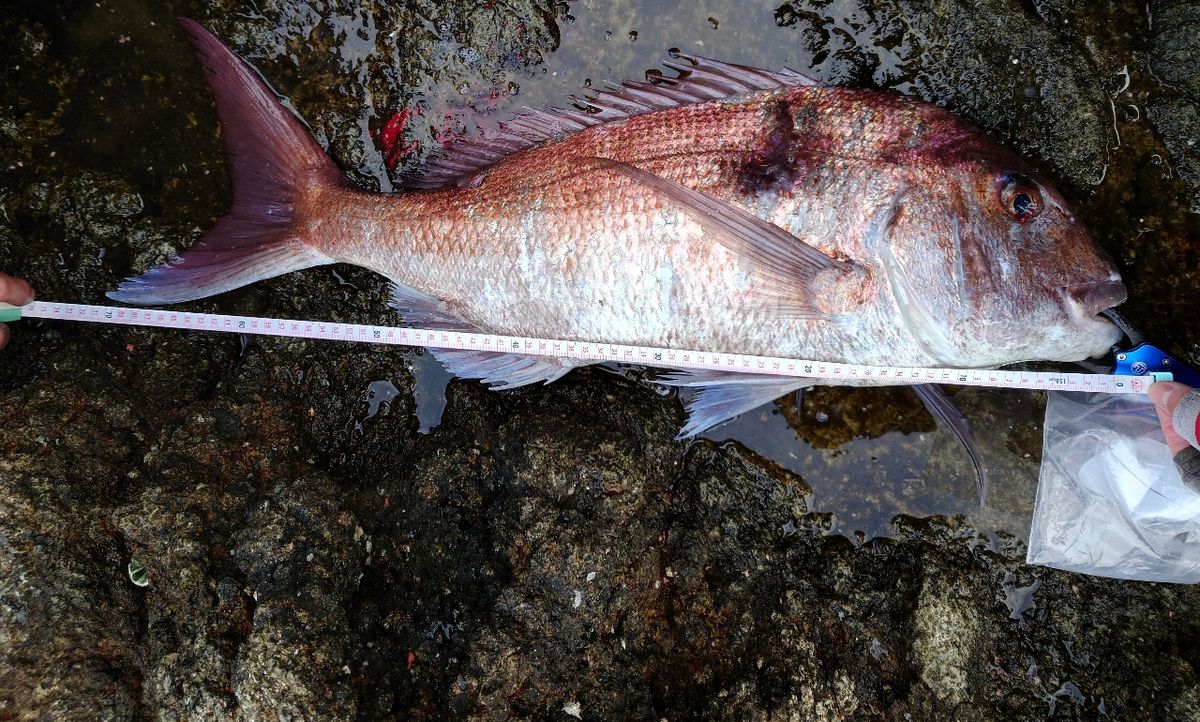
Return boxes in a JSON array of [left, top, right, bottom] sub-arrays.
[[1149, 0, 1200, 104], [230, 475, 365, 720], [0, 353, 147, 718], [0, 479, 144, 719], [2, 1, 1200, 720], [912, 573, 980, 706], [1149, 0, 1200, 213], [195, 0, 565, 190], [1147, 100, 1200, 215]]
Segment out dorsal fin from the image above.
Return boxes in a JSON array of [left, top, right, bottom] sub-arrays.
[[399, 55, 822, 190]]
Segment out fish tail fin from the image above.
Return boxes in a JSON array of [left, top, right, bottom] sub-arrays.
[[108, 18, 342, 305]]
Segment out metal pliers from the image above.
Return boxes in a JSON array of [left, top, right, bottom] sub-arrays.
[[1076, 309, 1200, 387]]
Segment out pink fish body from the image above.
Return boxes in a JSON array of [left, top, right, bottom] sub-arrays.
[[111, 19, 1126, 437]]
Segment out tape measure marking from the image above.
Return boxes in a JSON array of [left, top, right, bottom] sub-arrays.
[[19, 301, 1148, 394]]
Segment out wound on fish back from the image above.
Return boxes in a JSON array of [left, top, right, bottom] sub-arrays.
[[736, 99, 800, 195]]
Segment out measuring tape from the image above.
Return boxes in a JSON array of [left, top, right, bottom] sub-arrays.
[[2, 300, 1157, 394]]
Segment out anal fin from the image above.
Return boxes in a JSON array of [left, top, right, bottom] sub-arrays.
[[389, 280, 582, 389], [660, 369, 813, 438], [388, 281, 472, 330], [432, 349, 579, 389]]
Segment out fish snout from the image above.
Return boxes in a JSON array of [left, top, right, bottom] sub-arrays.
[[1064, 279, 1128, 317]]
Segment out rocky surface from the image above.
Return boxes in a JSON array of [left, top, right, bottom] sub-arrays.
[[2, 1, 1200, 720], [1148, 0, 1200, 215]]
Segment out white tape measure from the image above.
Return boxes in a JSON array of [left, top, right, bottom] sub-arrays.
[[7, 300, 1154, 394]]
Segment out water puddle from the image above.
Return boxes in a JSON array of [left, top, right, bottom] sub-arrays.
[[405, 352, 1039, 541], [694, 380, 1047, 540], [364, 379, 400, 418], [702, 405, 953, 539], [408, 350, 453, 434]]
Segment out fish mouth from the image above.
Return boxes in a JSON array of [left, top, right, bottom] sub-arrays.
[[1058, 279, 1127, 358], [1063, 279, 1128, 318]]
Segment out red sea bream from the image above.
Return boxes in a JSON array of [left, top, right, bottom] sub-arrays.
[[111, 19, 1127, 437]]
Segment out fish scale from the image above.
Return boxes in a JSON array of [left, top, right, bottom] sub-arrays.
[[104, 19, 1128, 439], [332, 101, 887, 353]]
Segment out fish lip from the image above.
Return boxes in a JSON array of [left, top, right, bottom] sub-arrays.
[[1063, 280, 1128, 318], [1058, 280, 1126, 327]]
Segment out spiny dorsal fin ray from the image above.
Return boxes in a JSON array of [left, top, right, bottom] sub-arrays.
[[400, 56, 822, 190]]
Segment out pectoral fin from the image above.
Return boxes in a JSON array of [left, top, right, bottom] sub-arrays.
[[588, 157, 870, 319]]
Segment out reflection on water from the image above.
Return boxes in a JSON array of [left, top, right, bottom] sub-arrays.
[[414, 0, 916, 132], [364, 379, 400, 418], [408, 349, 453, 434], [696, 385, 1040, 540], [409, 352, 1041, 540], [702, 402, 949, 539]]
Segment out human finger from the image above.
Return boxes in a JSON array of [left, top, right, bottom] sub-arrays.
[[0, 273, 34, 305]]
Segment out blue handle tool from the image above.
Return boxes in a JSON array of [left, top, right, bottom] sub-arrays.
[[1113, 343, 1200, 388]]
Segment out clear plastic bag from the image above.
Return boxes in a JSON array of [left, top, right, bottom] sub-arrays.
[[1028, 391, 1200, 582]]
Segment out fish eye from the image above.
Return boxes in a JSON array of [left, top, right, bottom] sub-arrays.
[[998, 173, 1043, 223]]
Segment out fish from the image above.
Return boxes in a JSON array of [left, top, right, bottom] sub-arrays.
[[110, 19, 1126, 447]]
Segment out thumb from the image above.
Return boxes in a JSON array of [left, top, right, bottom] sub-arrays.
[[1149, 381, 1192, 414], [1149, 381, 1195, 455]]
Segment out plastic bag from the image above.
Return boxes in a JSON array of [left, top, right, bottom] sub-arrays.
[[1028, 391, 1200, 582]]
